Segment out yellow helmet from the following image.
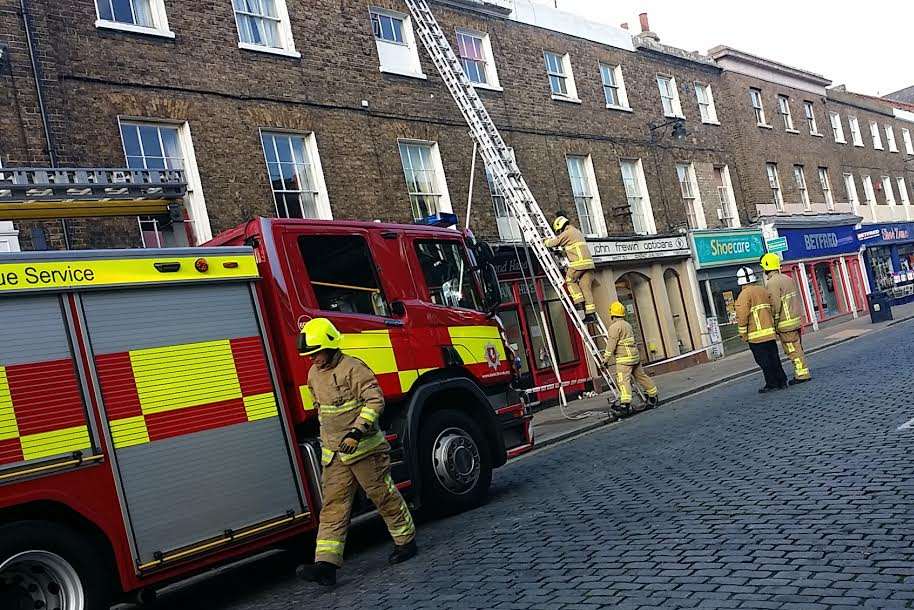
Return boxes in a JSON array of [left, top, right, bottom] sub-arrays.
[[553, 215, 570, 233], [760, 253, 781, 271], [609, 301, 626, 318], [298, 318, 342, 355]]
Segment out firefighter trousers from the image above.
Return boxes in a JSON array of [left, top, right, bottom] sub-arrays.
[[748, 340, 788, 388], [566, 268, 595, 314], [616, 362, 658, 405], [314, 452, 416, 567], [778, 330, 811, 380]]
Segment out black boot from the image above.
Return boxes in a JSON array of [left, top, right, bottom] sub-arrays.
[[388, 540, 418, 565], [296, 561, 337, 586], [583, 312, 597, 323], [788, 377, 810, 385], [646, 395, 660, 409]]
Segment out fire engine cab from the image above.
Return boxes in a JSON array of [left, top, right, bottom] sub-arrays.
[[0, 218, 532, 610]]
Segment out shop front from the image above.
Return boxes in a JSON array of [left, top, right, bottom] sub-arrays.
[[776, 222, 866, 329], [690, 229, 767, 356], [491, 243, 590, 405], [857, 222, 914, 304], [588, 235, 706, 373]]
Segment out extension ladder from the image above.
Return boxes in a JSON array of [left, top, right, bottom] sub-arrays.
[[404, 0, 620, 403]]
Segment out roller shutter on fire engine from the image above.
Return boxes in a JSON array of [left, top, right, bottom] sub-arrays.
[[0, 295, 94, 471], [82, 284, 305, 565]]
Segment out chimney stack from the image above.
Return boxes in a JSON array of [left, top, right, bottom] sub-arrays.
[[636, 12, 660, 42]]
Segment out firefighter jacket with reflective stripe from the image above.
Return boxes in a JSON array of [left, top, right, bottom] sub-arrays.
[[604, 319, 641, 366], [544, 225, 595, 271], [735, 285, 777, 344], [307, 352, 389, 465], [765, 271, 804, 332]]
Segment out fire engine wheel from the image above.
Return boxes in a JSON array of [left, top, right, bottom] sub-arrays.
[[0, 521, 111, 610], [418, 409, 492, 514]]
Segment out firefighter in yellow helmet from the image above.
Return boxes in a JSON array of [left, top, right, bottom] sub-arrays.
[[544, 212, 597, 322], [735, 266, 788, 393], [603, 301, 659, 415], [761, 253, 811, 384], [295, 318, 417, 587]]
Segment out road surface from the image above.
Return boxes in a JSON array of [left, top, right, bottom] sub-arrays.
[[138, 321, 914, 609]]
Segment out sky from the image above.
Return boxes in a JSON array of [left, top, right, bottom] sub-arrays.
[[535, 0, 912, 97]]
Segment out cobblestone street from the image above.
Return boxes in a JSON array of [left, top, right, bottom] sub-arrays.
[[146, 322, 914, 610]]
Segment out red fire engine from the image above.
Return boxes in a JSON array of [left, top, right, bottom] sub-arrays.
[[0, 217, 532, 610]]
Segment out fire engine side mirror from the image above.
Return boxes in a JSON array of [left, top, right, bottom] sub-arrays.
[[473, 240, 495, 264], [390, 301, 407, 317]]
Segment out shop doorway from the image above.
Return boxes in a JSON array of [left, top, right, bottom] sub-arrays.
[[664, 268, 694, 354], [616, 272, 667, 362]]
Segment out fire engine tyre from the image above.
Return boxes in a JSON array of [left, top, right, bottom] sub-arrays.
[[418, 409, 492, 515], [0, 521, 111, 610]]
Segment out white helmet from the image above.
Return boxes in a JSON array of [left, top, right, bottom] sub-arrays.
[[736, 266, 757, 286]]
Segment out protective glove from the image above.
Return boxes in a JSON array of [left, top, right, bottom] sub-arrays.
[[338, 428, 363, 454]]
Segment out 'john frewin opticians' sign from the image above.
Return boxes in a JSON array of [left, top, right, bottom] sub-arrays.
[[588, 236, 690, 264], [691, 229, 765, 269], [779, 225, 860, 261]]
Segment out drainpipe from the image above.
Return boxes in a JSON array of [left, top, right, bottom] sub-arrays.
[[19, 0, 70, 249]]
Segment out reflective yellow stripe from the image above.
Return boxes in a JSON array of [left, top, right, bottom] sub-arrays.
[[243, 392, 278, 421], [300, 385, 315, 411], [315, 539, 344, 556], [339, 431, 386, 464], [321, 447, 334, 465], [359, 407, 379, 423], [748, 328, 776, 340], [0, 367, 19, 442], [398, 370, 419, 393], [319, 399, 360, 415], [737, 325, 748, 333], [341, 331, 396, 375], [130, 340, 241, 415], [20, 425, 91, 461], [448, 326, 507, 365], [109, 415, 150, 449]]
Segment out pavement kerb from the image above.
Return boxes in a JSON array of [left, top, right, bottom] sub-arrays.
[[530, 313, 914, 453]]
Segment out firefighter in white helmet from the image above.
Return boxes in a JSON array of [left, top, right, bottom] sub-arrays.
[[295, 318, 417, 587], [761, 253, 811, 384], [735, 266, 788, 393], [604, 301, 659, 415], [544, 212, 597, 322]]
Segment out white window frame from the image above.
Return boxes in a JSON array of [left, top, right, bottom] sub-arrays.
[[766, 163, 784, 211], [849, 116, 864, 147], [369, 7, 426, 80], [843, 173, 859, 214], [620, 159, 657, 235], [599, 63, 631, 111], [885, 125, 898, 152], [656, 75, 684, 118], [94, 0, 174, 38], [897, 177, 911, 206], [485, 148, 520, 241], [676, 162, 706, 229], [882, 176, 896, 205], [829, 112, 846, 143], [817, 167, 834, 211], [862, 175, 876, 205], [397, 139, 452, 221], [793, 165, 810, 210], [694, 82, 719, 125], [565, 154, 607, 237], [870, 121, 884, 150], [259, 130, 332, 220], [778, 95, 796, 131], [903, 128, 914, 155], [233, 0, 299, 58], [544, 51, 579, 103], [455, 28, 501, 91], [803, 101, 820, 136], [714, 165, 740, 228], [750, 88, 769, 127], [118, 118, 211, 244]]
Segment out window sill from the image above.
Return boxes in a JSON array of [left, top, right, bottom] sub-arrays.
[[471, 82, 504, 92], [874, 147, 884, 151], [701, 119, 721, 126], [785, 128, 800, 134], [606, 104, 634, 113], [95, 19, 175, 39], [854, 143, 865, 147], [889, 149, 900, 153], [551, 94, 582, 104], [238, 42, 301, 59], [380, 66, 428, 80], [834, 139, 847, 145], [664, 113, 685, 120], [757, 123, 773, 129], [810, 132, 824, 137]]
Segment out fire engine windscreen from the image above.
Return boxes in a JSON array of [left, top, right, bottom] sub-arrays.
[[414, 240, 483, 310]]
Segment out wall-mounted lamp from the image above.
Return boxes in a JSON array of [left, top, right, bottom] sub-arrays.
[[648, 117, 688, 143]]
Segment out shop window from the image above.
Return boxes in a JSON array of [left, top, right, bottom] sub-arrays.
[[616, 272, 666, 362], [664, 269, 694, 354], [414, 240, 482, 311], [809, 261, 848, 320], [520, 282, 576, 369], [498, 308, 530, 378], [298, 234, 389, 317]]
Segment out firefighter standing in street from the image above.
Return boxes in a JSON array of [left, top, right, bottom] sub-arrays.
[[604, 301, 659, 415], [735, 266, 788, 393], [761, 253, 812, 384], [544, 213, 597, 322], [295, 318, 417, 587]]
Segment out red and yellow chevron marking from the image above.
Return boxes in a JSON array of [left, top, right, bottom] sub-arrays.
[[0, 359, 92, 467], [98, 336, 279, 449]]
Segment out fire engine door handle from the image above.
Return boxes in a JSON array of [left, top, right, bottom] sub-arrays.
[[385, 318, 404, 327]]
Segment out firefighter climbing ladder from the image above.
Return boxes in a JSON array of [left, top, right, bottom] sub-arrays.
[[404, 0, 622, 412]]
